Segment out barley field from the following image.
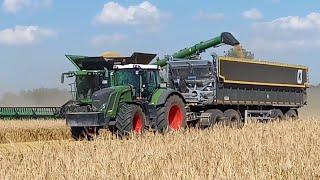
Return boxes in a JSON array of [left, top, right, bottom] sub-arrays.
[[0, 87, 319, 179], [0, 120, 69, 144], [0, 120, 319, 179]]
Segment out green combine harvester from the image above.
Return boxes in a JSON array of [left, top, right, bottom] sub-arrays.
[[0, 55, 112, 119]]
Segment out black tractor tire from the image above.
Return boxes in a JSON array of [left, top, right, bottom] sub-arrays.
[[285, 109, 298, 120], [223, 109, 244, 128], [71, 127, 84, 140], [155, 95, 186, 133], [115, 103, 146, 137], [271, 109, 285, 121], [71, 126, 99, 141]]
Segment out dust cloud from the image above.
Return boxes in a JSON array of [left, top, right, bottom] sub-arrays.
[[0, 88, 71, 107], [300, 87, 320, 117]]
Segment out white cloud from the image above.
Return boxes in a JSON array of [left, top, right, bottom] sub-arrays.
[[0, 25, 55, 45], [248, 12, 320, 53], [257, 12, 320, 31], [242, 8, 263, 20], [193, 11, 224, 21], [91, 33, 128, 47], [2, 0, 51, 14], [93, 1, 167, 25]]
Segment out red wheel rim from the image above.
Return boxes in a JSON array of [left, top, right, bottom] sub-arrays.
[[168, 105, 183, 130], [133, 112, 143, 133]]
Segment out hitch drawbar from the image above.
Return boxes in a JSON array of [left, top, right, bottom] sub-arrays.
[[66, 112, 108, 127]]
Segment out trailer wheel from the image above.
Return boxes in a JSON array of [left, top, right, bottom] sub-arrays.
[[223, 109, 243, 128], [201, 109, 224, 128], [285, 109, 298, 120], [156, 95, 186, 132], [115, 103, 146, 137], [71, 127, 99, 141], [271, 109, 285, 121]]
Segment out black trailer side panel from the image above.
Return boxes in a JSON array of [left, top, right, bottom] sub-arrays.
[[216, 57, 308, 107], [216, 84, 307, 107], [219, 57, 308, 87]]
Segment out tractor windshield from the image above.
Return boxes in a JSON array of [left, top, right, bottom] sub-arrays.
[[113, 69, 140, 88]]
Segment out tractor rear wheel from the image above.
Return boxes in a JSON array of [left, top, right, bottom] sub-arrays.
[[155, 95, 186, 132], [223, 109, 243, 128], [115, 103, 146, 137]]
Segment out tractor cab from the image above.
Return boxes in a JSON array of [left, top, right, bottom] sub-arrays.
[[111, 64, 161, 100]]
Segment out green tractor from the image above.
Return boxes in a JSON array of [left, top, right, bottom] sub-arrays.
[[64, 53, 186, 139]]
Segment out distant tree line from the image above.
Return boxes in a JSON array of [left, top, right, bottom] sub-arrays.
[[0, 88, 71, 106]]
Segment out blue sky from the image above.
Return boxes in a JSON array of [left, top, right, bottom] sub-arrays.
[[0, 0, 319, 95]]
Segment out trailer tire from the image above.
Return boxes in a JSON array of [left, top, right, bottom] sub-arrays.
[[204, 109, 224, 128], [285, 109, 298, 120], [271, 109, 284, 121], [115, 103, 146, 137], [223, 109, 243, 128], [156, 95, 186, 133]]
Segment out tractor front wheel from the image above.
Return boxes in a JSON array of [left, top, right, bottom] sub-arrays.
[[71, 126, 99, 141], [156, 95, 186, 132], [115, 103, 146, 137]]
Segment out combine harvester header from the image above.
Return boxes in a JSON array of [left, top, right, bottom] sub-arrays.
[[0, 107, 62, 119]]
